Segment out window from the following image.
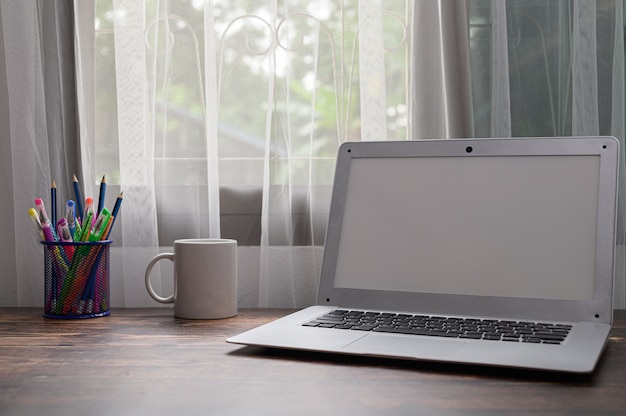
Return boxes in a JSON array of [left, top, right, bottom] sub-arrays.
[[89, 0, 412, 245]]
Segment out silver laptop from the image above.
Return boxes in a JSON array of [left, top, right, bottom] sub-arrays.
[[228, 137, 619, 373]]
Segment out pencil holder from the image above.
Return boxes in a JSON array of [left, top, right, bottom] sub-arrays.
[[42, 240, 112, 319]]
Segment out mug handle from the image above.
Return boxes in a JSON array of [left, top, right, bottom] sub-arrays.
[[145, 252, 175, 303]]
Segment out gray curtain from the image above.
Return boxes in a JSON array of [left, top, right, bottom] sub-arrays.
[[0, 0, 78, 305]]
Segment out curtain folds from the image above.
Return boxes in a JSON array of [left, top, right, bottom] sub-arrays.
[[0, 0, 77, 306], [411, 0, 474, 139], [1, 1, 625, 309]]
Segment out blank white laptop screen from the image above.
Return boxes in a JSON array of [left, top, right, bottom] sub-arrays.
[[334, 154, 600, 302]]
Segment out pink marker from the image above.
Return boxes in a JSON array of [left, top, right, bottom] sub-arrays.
[[56, 218, 75, 260], [56, 218, 73, 242], [41, 222, 55, 242], [35, 198, 51, 227]]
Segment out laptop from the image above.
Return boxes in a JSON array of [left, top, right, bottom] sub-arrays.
[[227, 136, 619, 373]]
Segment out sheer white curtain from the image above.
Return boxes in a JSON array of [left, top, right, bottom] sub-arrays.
[[72, 0, 412, 308]]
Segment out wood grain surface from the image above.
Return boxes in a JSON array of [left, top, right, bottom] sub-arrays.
[[0, 308, 625, 416]]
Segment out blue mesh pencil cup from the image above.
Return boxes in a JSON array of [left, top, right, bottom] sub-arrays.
[[42, 240, 112, 319]]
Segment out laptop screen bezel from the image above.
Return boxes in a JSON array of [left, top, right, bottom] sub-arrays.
[[317, 137, 619, 324]]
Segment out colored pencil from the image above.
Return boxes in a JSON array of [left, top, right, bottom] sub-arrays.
[[97, 175, 106, 215], [51, 180, 57, 225], [72, 174, 84, 222], [106, 192, 123, 239]]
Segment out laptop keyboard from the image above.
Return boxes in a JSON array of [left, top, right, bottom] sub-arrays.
[[303, 309, 572, 344]]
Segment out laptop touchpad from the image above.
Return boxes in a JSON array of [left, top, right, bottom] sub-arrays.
[[343, 333, 468, 359]]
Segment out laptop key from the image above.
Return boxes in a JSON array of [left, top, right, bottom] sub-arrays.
[[460, 333, 483, 339], [310, 319, 343, 325], [534, 332, 566, 341], [432, 331, 461, 338], [372, 326, 397, 333], [351, 325, 377, 331]]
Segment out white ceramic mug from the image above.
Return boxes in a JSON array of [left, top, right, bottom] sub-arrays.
[[145, 238, 238, 319]]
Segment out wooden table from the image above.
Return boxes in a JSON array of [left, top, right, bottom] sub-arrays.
[[1, 308, 625, 415]]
